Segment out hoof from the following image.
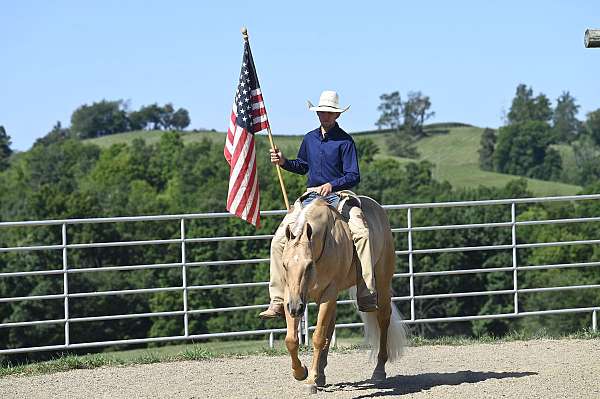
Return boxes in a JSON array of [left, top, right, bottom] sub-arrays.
[[306, 383, 318, 394], [315, 374, 326, 387], [371, 370, 386, 382], [294, 365, 308, 381]]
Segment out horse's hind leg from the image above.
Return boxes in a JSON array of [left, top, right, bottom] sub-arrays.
[[372, 296, 391, 381], [315, 308, 336, 387], [284, 308, 308, 381]]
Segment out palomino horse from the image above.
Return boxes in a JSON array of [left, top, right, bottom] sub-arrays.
[[281, 196, 407, 393]]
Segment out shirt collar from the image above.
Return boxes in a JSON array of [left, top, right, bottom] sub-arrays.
[[314, 122, 340, 141]]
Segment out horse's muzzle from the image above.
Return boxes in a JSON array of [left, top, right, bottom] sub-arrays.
[[287, 299, 306, 318]]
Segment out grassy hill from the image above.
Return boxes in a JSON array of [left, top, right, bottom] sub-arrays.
[[86, 124, 581, 197], [380, 126, 580, 196]]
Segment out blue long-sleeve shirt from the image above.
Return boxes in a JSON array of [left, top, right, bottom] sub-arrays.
[[282, 123, 360, 191]]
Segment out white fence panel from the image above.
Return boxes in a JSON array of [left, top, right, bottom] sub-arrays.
[[1, 194, 600, 354]]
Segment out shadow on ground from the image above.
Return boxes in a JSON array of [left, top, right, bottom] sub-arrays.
[[321, 370, 537, 398]]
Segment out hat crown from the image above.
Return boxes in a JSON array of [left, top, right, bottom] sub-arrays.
[[317, 90, 340, 108], [307, 90, 349, 113]]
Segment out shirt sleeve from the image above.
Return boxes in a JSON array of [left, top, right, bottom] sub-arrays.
[[282, 138, 309, 175], [330, 140, 360, 191]]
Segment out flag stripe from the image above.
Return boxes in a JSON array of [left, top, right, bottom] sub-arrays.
[[227, 132, 253, 208], [227, 134, 251, 202], [246, 175, 260, 225], [228, 127, 250, 183], [251, 107, 267, 118], [233, 148, 257, 217]]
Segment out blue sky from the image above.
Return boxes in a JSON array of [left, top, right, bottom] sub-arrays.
[[1, 1, 599, 151]]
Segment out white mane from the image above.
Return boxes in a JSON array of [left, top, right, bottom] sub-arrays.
[[291, 200, 320, 237]]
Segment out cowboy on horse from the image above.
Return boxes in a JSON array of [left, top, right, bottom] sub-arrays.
[[259, 90, 378, 319]]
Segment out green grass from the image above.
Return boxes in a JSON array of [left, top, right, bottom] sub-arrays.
[[410, 328, 600, 347], [378, 126, 581, 196], [2, 329, 598, 378], [85, 124, 582, 197], [85, 129, 304, 149]]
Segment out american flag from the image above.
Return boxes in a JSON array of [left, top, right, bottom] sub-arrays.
[[224, 40, 269, 227]]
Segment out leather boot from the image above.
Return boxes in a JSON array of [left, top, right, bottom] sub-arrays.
[[258, 303, 284, 319], [357, 292, 378, 312]]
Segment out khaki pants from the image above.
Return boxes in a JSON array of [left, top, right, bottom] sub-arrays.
[[268, 197, 376, 305]]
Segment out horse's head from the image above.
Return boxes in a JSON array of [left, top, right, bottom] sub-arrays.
[[282, 221, 315, 318]]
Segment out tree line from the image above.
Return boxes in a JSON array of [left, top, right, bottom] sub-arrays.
[[478, 84, 600, 185], [31, 100, 192, 147], [1, 132, 599, 362]]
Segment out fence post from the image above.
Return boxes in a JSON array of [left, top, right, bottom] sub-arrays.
[[511, 202, 519, 314], [298, 316, 303, 346], [181, 218, 189, 337], [407, 208, 415, 321], [269, 332, 274, 348], [62, 223, 70, 347], [593, 310, 597, 332], [304, 305, 310, 346]]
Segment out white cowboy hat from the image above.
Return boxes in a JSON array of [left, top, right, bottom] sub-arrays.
[[307, 90, 350, 113]]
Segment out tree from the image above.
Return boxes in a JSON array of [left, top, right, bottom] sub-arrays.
[[530, 147, 562, 181], [34, 121, 71, 147], [355, 138, 379, 164], [170, 108, 191, 130], [585, 108, 600, 146], [375, 91, 402, 130], [552, 91, 582, 143], [493, 120, 561, 180], [497, 85, 563, 181], [159, 103, 175, 130], [136, 104, 163, 130], [572, 136, 600, 185], [70, 100, 129, 139], [478, 128, 496, 171], [0, 125, 12, 171], [128, 110, 147, 131], [507, 84, 552, 125], [402, 91, 435, 138]]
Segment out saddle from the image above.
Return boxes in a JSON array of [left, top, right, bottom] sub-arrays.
[[298, 190, 362, 222]]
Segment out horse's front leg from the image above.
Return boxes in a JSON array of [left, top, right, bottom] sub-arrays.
[[306, 285, 337, 392], [315, 308, 336, 387], [284, 305, 308, 381]]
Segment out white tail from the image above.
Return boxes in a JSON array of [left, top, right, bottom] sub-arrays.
[[348, 286, 408, 363]]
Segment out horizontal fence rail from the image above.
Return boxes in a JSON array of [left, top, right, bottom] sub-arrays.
[[1, 194, 600, 354]]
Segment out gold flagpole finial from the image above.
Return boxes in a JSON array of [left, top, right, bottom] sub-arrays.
[[241, 27, 249, 42]]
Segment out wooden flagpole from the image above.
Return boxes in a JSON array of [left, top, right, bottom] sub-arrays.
[[242, 27, 290, 211]]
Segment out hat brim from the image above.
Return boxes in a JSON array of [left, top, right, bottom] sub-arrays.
[[307, 101, 350, 113]]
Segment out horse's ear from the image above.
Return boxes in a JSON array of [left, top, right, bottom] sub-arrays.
[[285, 224, 295, 241], [305, 223, 312, 241]]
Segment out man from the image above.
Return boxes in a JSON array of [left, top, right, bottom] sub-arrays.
[[259, 90, 378, 319]]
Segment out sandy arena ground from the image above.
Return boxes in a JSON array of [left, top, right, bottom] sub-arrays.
[[1, 339, 599, 399]]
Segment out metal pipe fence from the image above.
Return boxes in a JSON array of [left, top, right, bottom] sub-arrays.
[[1, 194, 600, 354]]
